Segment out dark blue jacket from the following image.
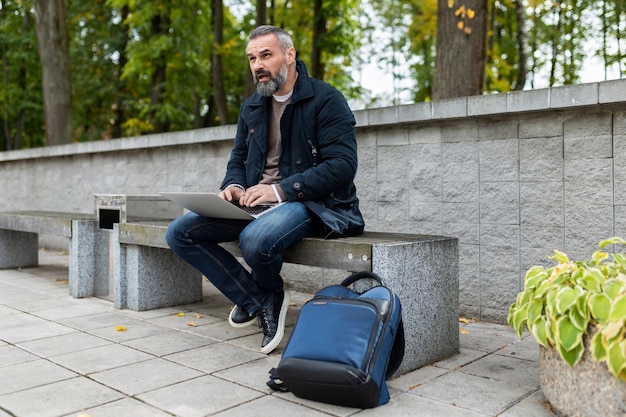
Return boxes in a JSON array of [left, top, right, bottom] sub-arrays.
[[221, 60, 364, 237]]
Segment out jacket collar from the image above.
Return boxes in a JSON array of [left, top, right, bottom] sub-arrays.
[[247, 60, 313, 107]]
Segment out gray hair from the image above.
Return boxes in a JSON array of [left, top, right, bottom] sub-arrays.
[[248, 25, 294, 54]]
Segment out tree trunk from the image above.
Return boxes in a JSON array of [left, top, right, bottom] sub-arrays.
[[2, 0, 11, 150], [149, 13, 168, 133], [212, 0, 229, 125], [32, 0, 72, 146], [549, 8, 562, 87], [112, 5, 129, 139], [311, 0, 326, 80], [433, 0, 488, 100], [514, 0, 528, 90], [243, 0, 267, 98], [257, 0, 267, 25]]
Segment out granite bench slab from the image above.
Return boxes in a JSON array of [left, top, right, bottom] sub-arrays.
[[112, 220, 460, 375]]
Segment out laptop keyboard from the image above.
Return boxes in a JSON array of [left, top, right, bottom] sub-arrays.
[[230, 201, 273, 216]]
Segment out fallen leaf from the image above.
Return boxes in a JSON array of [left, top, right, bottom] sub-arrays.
[[195, 313, 203, 319], [459, 317, 471, 324], [175, 312, 185, 317], [186, 321, 197, 327], [467, 8, 475, 18], [460, 328, 470, 335], [115, 325, 128, 332]]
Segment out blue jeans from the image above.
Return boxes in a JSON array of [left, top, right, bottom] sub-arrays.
[[165, 202, 319, 314]]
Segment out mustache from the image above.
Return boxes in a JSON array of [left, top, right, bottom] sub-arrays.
[[255, 69, 271, 78]]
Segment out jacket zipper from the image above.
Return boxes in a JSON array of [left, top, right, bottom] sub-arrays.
[[307, 139, 318, 166]]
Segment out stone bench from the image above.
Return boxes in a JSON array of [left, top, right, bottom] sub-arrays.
[[114, 220, 459, 375], [0, 211, 108, 297]]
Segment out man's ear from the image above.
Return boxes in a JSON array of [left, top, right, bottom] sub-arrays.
[[287, 47, 296, 65]]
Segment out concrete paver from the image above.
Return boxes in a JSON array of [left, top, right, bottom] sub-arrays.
[[0, 250, 558, 417], [411, 371, 534, 415], [0, 377, 123, 417], [0, 345, 39, 367], [120, 330, 215, 356], [17, 331, 113, 357], [89, 358, 204, 395], [136, 375, 263, 417], [461, 353, 540, 388], [0, 359, 77, 396], [61, 398, 173, 417]]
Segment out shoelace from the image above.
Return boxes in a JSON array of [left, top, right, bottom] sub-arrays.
[[258, 310, 276, 336]]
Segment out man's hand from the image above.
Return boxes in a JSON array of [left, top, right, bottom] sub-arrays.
[[240, 184, 276, 207], [219, 186, 245, 202]]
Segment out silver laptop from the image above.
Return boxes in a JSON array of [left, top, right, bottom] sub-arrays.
[[159, 191, 284, 220]]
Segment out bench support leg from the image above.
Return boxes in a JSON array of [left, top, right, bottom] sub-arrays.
[[0, 229, 38, 269], [113, 226, 203, 310], [372, 237, 459, 375], [69, 220, 110, 298]]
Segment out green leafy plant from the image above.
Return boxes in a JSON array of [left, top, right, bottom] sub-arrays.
[[508, 237, 626, 382]]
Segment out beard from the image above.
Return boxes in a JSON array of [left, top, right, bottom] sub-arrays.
[[254, 61, 289, 97]]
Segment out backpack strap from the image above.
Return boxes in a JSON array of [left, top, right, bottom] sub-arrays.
[[266, 368, 289, 392], [340, 271, 383, 288], [385, 318, 405, 379]]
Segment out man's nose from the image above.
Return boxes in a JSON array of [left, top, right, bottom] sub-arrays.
[[251, 59, 263, 72]]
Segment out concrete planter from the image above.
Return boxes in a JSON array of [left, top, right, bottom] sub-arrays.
[[539, 335, 626, 417]]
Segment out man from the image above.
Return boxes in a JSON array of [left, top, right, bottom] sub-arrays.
[[166, 25, 364, 354]]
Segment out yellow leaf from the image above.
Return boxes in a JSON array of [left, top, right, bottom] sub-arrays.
[[455, 5, 465, 16], [467, 8, 475, 19], [459, 317, 471, 324], [458, 21, 464, 30], [115, 325, 127, 332], [195, 313, 203, 319], [447, 0, 454, 8], [460, 328, 470, 335], [465, 27, 472, 34], [186, 321, 197, 327], [175, 312, 185, 317], [603, 321, 624, 340]]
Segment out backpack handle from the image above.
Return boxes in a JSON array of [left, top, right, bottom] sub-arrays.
[[340, 271, 383, 288]]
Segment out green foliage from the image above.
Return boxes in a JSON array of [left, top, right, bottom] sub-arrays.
[[2, 0, 626, 146], [107, 0, 215, 135], [68, 0, 128, 141], [407, 0, 437, 102], [0, 0, 45, 149], [508, 237, 626, 382], [525, 0, 592, 87], [265, 0, 362, 95], [485, 0, 519, 92]]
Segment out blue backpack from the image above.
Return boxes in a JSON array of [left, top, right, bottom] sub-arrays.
[[268, 271, 405, 408]]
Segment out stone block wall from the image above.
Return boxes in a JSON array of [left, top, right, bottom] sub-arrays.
[[2, 79, 626, 323]]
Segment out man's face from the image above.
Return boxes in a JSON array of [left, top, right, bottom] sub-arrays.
[[247, 34, 291, 97]]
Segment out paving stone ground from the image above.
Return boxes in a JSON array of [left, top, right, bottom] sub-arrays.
[[0, 250, 557, 417]]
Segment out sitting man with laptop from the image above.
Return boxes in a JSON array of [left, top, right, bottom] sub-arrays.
[[165, 25, 364, 354]]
